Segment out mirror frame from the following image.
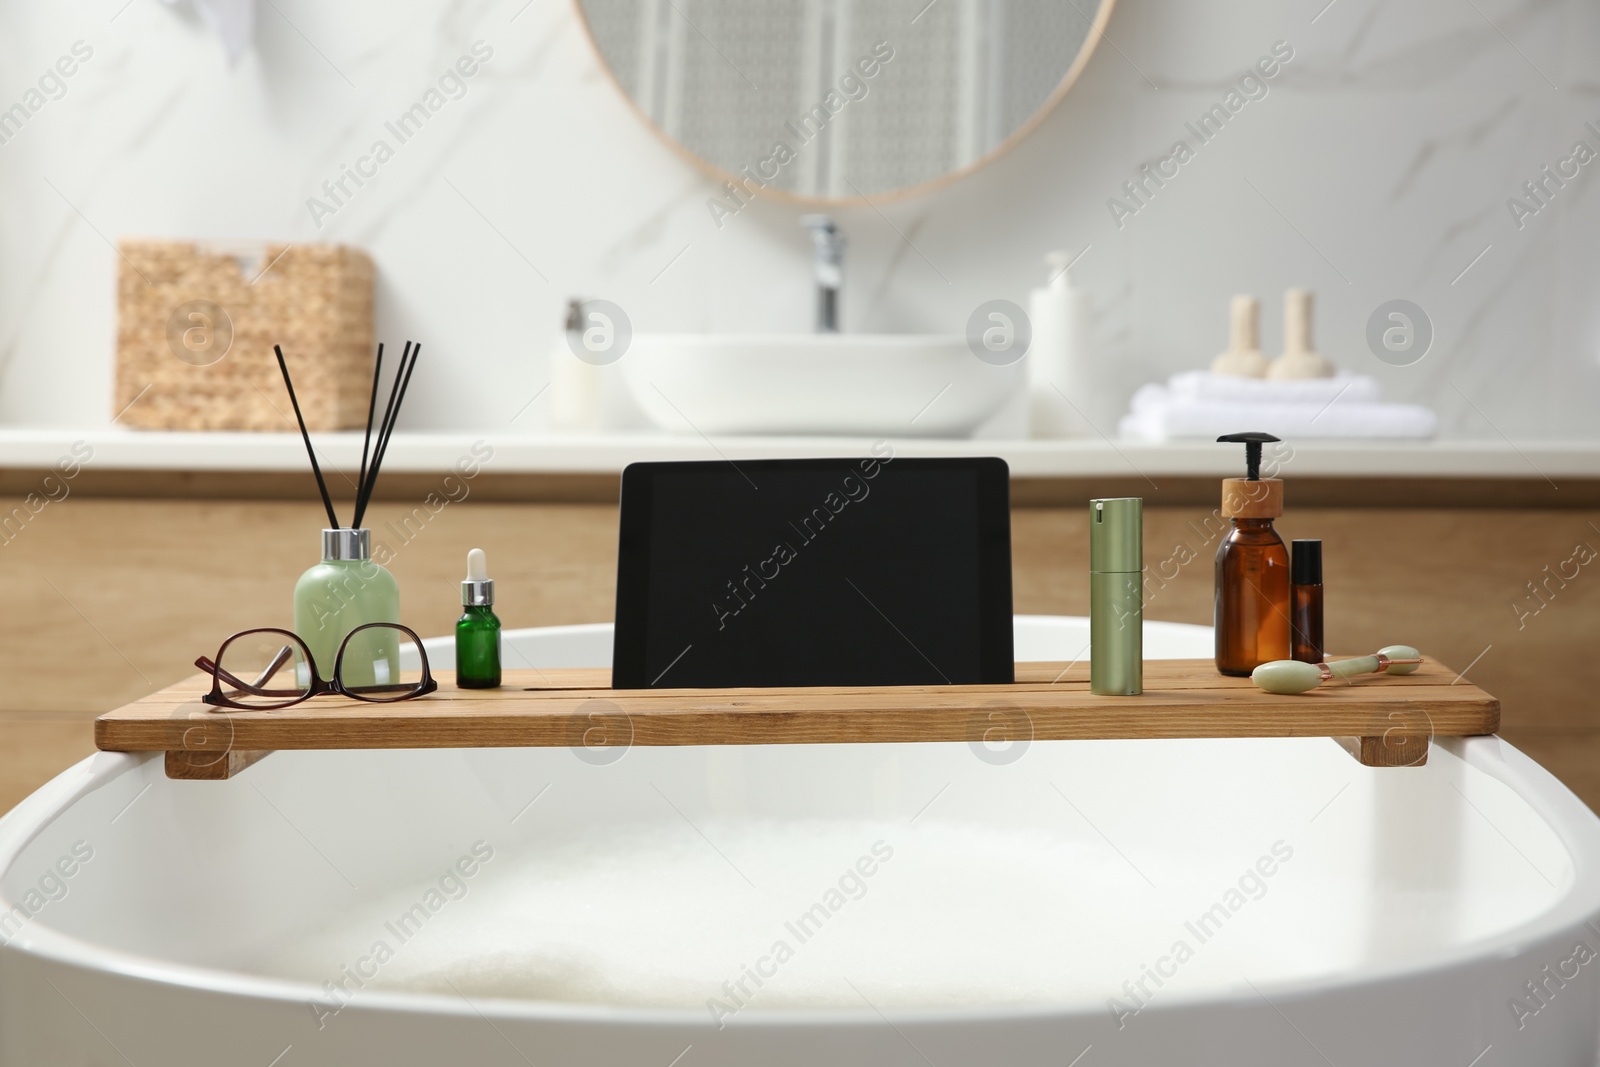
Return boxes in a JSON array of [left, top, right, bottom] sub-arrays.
[[573, 0, 1118, 205]]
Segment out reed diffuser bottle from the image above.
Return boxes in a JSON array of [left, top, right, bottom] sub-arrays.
[[294, 529, 400, 686], [275, 341, 420, 686], [1214, 432, 1291, 676]]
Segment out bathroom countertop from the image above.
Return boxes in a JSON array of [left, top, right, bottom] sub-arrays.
[[0, 429, 1595, 506], [0, 428, 1597, 476]]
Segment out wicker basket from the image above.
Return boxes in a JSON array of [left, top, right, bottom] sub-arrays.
[[115, 241, 374, 431]]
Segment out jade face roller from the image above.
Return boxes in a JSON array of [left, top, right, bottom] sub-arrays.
[[1251, 645, 1422, 694]]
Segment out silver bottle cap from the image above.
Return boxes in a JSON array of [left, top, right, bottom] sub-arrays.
[[322, 528, 371, 561]]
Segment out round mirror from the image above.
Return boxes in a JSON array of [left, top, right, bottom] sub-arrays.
[[576, 0, 1115, 203]]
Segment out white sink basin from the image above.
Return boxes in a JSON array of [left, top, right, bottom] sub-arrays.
[[621, 334, 1022, 437]]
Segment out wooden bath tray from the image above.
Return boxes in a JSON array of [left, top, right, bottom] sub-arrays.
[[94, 657, 1499, 780]]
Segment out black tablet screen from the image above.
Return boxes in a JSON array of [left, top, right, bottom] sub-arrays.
[[612, 454, 1012, 688]]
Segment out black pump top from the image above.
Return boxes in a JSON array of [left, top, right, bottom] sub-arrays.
[[1217, 431, 1281, 481]]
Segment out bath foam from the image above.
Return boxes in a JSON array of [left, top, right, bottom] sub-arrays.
[[248, 819, 1556, 1012]]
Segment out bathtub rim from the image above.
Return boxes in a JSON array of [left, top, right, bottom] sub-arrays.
[[2, 735, 1598, 1029]]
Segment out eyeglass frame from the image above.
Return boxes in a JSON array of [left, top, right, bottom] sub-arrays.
[[196, 623, 438, 710]]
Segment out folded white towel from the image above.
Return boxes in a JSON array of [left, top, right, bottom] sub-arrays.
[[1165, 370, 1384, 405], [1119, 400, 1438, 441]]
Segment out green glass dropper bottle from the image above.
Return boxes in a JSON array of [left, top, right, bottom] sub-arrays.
[[456, 548, 502, 689]]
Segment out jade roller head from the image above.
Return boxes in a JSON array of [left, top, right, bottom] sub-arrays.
[[1251, 645, 1422, 695]]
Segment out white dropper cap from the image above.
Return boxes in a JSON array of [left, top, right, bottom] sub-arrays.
[[462, 548, 494, 606]]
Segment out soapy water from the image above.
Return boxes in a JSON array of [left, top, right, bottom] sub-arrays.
[[250, 818, 1548, 1013]]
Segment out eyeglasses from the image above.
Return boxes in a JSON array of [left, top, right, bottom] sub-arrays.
[[196, 623, 437, 710]]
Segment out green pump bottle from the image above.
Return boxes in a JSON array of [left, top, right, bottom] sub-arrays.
[[1089, 497, 1143, 695], [456, 548, 502, 688]]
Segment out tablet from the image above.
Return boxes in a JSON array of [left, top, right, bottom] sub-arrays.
[[612, 453, 1013, 688]]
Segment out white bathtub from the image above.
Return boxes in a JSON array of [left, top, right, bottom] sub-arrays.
[[2, 617, 1598, 1066]]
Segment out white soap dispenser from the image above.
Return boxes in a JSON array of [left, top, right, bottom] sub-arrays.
[[1027, 251, 1096, 438], [549, 298, 600, 432]]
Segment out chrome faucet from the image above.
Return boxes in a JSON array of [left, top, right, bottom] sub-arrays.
[[800, 215, 845, 333]]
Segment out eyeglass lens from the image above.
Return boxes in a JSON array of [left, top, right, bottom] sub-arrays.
[[216, 632, 312, 708], [337, 625, 428, 700]]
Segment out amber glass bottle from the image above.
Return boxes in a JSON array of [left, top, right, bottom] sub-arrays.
[[1214, 433, 1291, 676], [1290, 539, 1324, 664]]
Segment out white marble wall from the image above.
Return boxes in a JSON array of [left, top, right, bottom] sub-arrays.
[[0, 0, 1595, 438]]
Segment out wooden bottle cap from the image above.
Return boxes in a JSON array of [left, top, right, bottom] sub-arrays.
[[1221, 477, 1283, 518]]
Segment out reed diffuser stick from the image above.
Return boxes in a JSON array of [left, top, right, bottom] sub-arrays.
[[273, 344, 340, 529], [365, 345, 419, 499], [352, 341, 421, 529], [353, 341, 407, 527], [357, 342, 384, 497]]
